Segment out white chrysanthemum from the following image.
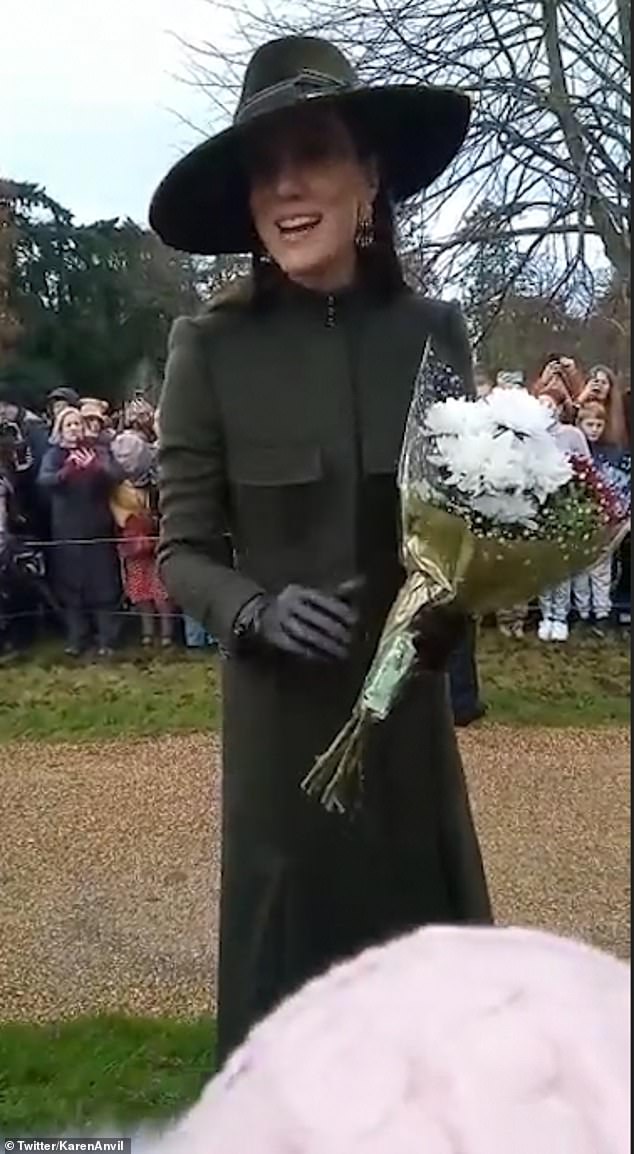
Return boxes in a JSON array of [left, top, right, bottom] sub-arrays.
[[424, 392, 575, 526], [518, 434, 574, 502], [484, 387, 554, 436], [430, 431, 500, 495], [471, 491, 539, 526], [424, 396, 494, 438], [476, 430, 526, 492]]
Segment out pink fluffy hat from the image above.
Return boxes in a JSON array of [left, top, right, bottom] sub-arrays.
[[161, 924, 630, 1153]]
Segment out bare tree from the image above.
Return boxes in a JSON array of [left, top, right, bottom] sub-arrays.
[[178, 0, 630, 299]]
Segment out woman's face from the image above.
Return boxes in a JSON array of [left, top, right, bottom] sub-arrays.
[[246, 106, 378, 293], [587, 370, 612, 402], [61, 412, 83, 447]]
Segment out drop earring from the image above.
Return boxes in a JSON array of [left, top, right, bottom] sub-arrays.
[[356, 205, 375, 249]]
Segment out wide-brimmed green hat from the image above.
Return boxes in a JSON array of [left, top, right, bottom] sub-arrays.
[[149, 36, 471, 255]]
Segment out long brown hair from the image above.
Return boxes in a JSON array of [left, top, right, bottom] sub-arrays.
[[584, 365, 628, 448]]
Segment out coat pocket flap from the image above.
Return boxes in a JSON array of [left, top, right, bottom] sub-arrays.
[[229, 441, 323, 487]]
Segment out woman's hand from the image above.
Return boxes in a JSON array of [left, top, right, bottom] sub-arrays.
[[234, 579, 363, 662], [577, 382, 594, 405], [540, 362, 559, 386], [68, 448, 96, 469]]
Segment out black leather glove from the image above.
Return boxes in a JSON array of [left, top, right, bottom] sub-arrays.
[[413, 606, 468, 672], [233, 579, 363, 662]]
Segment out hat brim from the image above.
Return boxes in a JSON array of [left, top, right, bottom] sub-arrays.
[[149, 84, 471, 255]]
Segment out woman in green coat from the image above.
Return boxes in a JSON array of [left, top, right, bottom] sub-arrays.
[[151, 35, 492, 1067]]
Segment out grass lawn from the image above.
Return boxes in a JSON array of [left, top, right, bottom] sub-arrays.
[[0, 626, 629, 742], [476, 626, 630, 725], [0, 1016, 214, 1135]]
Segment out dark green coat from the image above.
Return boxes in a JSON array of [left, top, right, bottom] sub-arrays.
[[158, 280, 492, 1065]]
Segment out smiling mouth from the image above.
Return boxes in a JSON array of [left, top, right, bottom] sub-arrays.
[[276, 214, 322, 238]]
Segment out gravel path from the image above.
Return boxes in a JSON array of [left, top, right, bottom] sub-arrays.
[[0, 727, 629, 1022]]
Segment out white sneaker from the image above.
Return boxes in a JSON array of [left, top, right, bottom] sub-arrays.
[[538, 619, 553, 641], [551, 621, 569, 642]]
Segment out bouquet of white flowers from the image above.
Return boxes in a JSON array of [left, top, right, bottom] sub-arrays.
[[302, 341, 630, 813]]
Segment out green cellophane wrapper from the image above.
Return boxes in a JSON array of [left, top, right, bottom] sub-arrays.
[[301, 341, 629, 814], [403, 495, 626, 615]]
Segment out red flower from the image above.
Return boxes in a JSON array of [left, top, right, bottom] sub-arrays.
[[569, 455, 624, 524]]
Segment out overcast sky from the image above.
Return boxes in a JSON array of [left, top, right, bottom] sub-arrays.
[[3, 0, 225, 225], [4, 0, 478, 244]]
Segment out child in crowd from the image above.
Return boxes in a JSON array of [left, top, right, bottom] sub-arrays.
[[572, 401, 631, 637], [576, 400, 631, 485], [38, 407, 121, 656], [110, 430, 173, 648], [536, 382, 591, 642]]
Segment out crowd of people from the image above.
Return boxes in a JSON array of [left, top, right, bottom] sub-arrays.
[[0, 384, 216, 658], [0, 352, 630, 662], [476, 355, 631, 642]]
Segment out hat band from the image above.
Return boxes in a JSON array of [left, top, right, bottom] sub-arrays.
[[235, 69, 356, 125]]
